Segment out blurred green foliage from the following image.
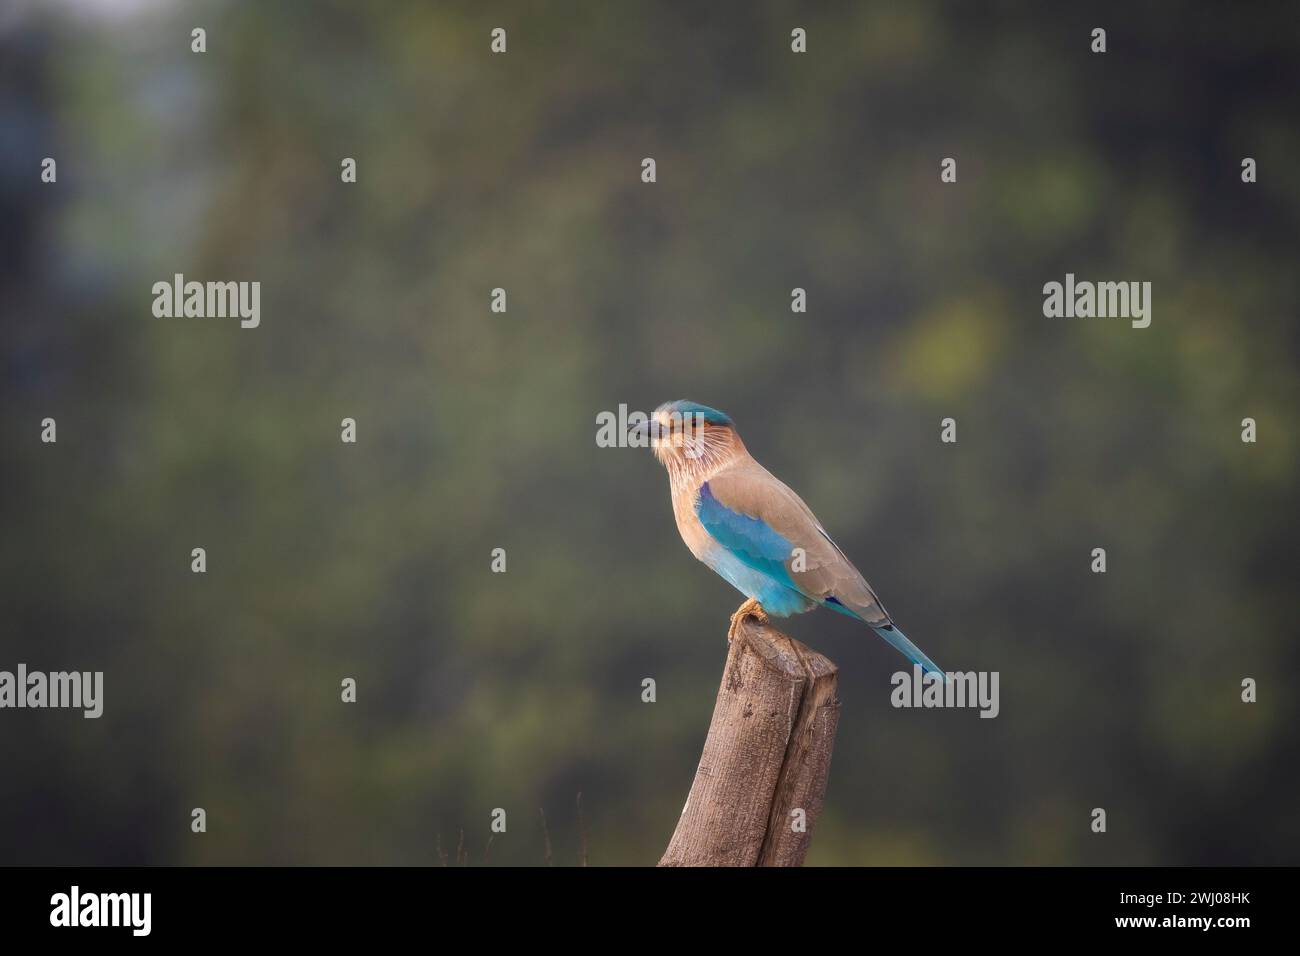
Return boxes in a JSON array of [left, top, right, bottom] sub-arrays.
[[1, 1, 1296, 865]]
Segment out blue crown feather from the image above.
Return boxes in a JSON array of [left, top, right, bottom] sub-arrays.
[[661, 400, 733, 427]]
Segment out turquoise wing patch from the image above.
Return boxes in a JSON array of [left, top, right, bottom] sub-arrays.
[[696, 482, 798, 589]]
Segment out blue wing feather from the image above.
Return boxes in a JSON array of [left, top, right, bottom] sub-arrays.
[[697, 483, 946, 675], [696, 482, 796, 587]]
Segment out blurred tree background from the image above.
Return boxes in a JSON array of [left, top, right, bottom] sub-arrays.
[[1, 1, 1297, 865]]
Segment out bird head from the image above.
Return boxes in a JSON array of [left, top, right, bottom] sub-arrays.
[[629, 400, 742, 474]]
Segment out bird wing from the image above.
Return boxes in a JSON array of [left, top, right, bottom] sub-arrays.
[[697, 462, 891, 626]]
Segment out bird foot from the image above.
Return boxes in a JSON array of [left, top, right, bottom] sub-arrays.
[[728, 598, 769, 641]]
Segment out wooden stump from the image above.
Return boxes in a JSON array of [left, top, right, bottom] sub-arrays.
[[659, 609, 841, 866]]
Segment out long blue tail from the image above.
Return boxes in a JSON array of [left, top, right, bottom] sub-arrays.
[[870, 623, 944, 678]]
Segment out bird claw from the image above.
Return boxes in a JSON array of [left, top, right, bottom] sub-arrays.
[[728, 598, 769, 641]]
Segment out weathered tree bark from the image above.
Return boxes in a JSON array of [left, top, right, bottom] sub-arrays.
[[659, 608, 841, 867]]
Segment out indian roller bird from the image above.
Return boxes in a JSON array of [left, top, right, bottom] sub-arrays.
[[630, 400, 943, 676]]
